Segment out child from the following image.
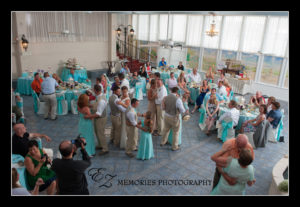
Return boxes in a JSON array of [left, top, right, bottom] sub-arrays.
[[182, 93, 190, 114], [136, 111, 154, 160]]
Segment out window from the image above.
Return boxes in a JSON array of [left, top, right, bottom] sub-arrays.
[[221, 50, 237, 62], [284, 67, 288, 88], [186, 47, 200, 69], [202, 15, 222, 49], [186, 15, 203, 47], [171, 15, 187, 42], [220, 16, 243, 51], [159, 14, 169, 40], [149, 15, 159, 42], [241, 53, 259, 80], [138, 15, 149, 41], [260, 55, 283, 85], [202, 48, 218, 72]]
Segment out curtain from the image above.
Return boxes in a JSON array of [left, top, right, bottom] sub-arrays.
[[137, 15, 149, 41], [149, 15, 159, 42], [262, 16, 288, 57], [186, 15, 204, 47], [220, 16, 243, 51], [159, 14, 169, 40], [202, 15, 222, 49], [170, 48, 187, 67], [25, 11, 108, 43], [171, 15, 187, 42], [241, 16, 266, 53]]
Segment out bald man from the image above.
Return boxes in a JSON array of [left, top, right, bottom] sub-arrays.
[[249, 91, 266, 107], [12, 123, 51, 157], [211, 134, 255, 189]]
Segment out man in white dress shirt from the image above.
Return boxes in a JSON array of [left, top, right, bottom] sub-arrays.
[[125, 98, 140, 158], [154, 79, 168, 136], [217, 81, 228, 98], [188, 68, 202, 83], [118, 72, 133, 98], [218, 100, 240, 128], [41, 72, 59, 120], [85, 84, 108, 155], [167, 72, 178, 91], [160, 87, 187, 151]]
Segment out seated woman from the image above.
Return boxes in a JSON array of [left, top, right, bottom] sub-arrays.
[[249, 91, 266, 107], [52, 73, 63, 85], [177, 72, 191, 98], [24, 140, 56, 195], [217, 71, 226, 84], [139, 65, 148, 79], [206, 66, 214, 83], [205, 94, 219, 136], [211, 148, 255, 195], [223, 79, 232, 97], [241, 104, 267, 133], [12, 168, 44, 195], [192, 80, 210, 114], [266, 96, 276, 113]]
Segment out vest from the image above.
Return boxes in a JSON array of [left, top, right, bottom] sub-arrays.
[[91, 95, 106, 118], [164, 94, 180, 117], [126, 106, 137, 125], [109, 94, 120, 116]]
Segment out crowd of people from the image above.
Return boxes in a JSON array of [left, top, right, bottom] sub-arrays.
[[12, 57, 284, 195]]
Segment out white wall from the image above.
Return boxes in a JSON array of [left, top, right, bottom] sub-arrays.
[[250, 82, 288, 102]]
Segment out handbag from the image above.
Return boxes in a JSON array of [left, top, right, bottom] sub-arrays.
[[279, 136, 284, 142]]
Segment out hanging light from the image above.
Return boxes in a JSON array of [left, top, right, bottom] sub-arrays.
[[21, 34, 29, 51], [116, 28, 122, 36], [129, 28, 134, 36], [206, 14, 219, 37]]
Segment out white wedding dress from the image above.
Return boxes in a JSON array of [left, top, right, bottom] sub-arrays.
[[120, 96, 130, 149]]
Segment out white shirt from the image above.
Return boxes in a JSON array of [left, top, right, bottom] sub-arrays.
[[155, 85, 168, 105], [112, 94, 127, 113], [218, 107, 240, 126], [217, 85, 227, 97], [188, 72, 202, 83], [41, 77, 58, 94], [126, 107, 137, 126], [167, 77, 178, 89], [95, 94, 107, 117], [267, 105, 272, 113], [120, 78, 130, 90], [164, 93, 186, 117]]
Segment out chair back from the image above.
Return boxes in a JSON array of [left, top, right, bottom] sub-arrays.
[[229, 90, 234, 101], [32, 91, 40, 113], [220, 117, 234, 143]]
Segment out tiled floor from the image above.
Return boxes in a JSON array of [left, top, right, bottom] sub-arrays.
[[17, 87, 289, 195]]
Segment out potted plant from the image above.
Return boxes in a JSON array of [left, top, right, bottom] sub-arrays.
[[278, 180, 288, 194]]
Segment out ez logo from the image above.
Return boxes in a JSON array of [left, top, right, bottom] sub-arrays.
[[88, 168, 117, 188]]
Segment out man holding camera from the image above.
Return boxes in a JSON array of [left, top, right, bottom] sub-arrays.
[[51, 138, 91, 195]]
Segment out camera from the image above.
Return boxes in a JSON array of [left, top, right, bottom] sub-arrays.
[[41, 153, 50, 166], [71, 134, 86, 149]]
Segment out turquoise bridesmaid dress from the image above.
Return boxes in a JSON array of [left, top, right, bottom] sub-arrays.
[[137, 120, 154, 160], [168, 114, 182, 145], [78, 112, 96, 156]]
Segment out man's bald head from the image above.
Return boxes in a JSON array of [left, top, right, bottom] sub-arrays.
[[236, 134, 248, 149], [13, 123, 26, 137], [59, 140, 73, 157]]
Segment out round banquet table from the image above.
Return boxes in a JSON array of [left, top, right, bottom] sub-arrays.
[[55, 88, 87, 112], [60, 67, 88, 82], [218, 105, 259, 131], [17, 77, 34, 95]]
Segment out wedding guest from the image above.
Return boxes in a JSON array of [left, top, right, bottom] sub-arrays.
[[266, 96, 276, 113], [85, 89, 96, 102], [68, 68, 90, 83], [111, 76, 121, 91], [52, 73, 63, 85], [188, 68, 202, 83], [24, 140, 57, 195], [191, 80, 210, 114], [204, 88, 225, 105], [136, 111, 154, 160], [223, 79, 232, 97], [182, 93, 190, 113], [147, 79, 158, 136], [241, 104, 267, 133], [266, 101, 282, 129], [31, 72, 43, 97], [206, 66, 214, 83], [211, 134, 255, 190], [77, 94, 96, 157], [177, 72, 190, 97], [145, 61, 152, 75], [100, 74, 108, 95], [129, 73, 139, 88], [205, 94, 219, 136], [167, 72, 178, 91], [249, 91, 266, 106], [217, 81, 228, 98], [154, 79, 167, 136], [177, 61, 184, 71], [217, 71, 226, 84], [139, 65, 148, 78], [118, 73, 130, 92], [84, 85, 108, 156], [120, 64, 130, 74], [12, 168, 44, 195], [154, 72, 161, 81], [158, 57, 167, 67], [12, 88, 23, 123], [218, 100, 240, 128], [211, 148, 255, 195]]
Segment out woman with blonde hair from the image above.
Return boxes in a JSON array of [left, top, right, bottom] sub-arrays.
[[223, 79, 232, 97], [147, 79, 158, 136], [177, 72, 190, 98], [77, 93, 95, 156], [206, 66, 214, 82], [205, 94, 219, 136]]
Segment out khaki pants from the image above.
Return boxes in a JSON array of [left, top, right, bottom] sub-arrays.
[[43, 93, 57, 119], [110, 115, 122, 146], [161, 115, 180, 150], [125, 125, 138, 154], [156, 104, 164, 134], [94, 117, 108, 152]]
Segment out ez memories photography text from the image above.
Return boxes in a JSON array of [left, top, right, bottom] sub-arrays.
[[117, 179, 212, 186]]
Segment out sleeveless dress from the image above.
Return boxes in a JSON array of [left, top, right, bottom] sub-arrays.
[[207, 103, 218, 119], [120, 96, 130, 149], [26, 149, 56, 190], [168, 114, 182, 145], [78, 112, 95, 156], [196, 87, 209, 106], [211, 158, 255, 195], [137, 120, 154, 160], [244, 114, 265, 133]]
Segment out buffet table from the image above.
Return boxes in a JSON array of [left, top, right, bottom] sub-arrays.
[[60, 67, 88, 82]]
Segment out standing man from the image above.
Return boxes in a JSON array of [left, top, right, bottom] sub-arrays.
[[41, 72, 59, 120], [125, 98, 140, 158], [118, 73, 130, 92], [159, 57, 167, 67], [84, 85, 108, 155], [31, 72, 43, 97], [160, 87, 187, 151], [154, 79, 168, 136]]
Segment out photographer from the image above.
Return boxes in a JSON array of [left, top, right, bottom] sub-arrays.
[[51, 137, 91, 195]]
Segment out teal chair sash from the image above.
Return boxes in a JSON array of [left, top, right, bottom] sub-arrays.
[[32, 92, 39, 113], [73, 95, 79, 113], [276, 115, 284, 141], [198, 108, 206, 124], [106, 85, 111, 100], [135, 83, 143, 99], [12, 154, 25, 163], [56, 95, 64, 115], [229, 91, 234, 101], [221, 120, 233, 143]]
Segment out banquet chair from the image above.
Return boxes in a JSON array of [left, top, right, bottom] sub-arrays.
[[70, 91, 81, 115], [217, 116, 235, 143], [32, 92, 46, 115], [56, 93, 68, 115], [16, 96, 25, 123], [229, 90, 234, 101], [133, 82, 143, 101], [266, 109, 285, 143]]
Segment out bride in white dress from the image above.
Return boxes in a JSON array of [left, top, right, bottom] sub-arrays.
[[116, 86, 131, 149]]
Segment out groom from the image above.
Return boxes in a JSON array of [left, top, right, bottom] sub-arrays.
[[85, 84, 108, 155]]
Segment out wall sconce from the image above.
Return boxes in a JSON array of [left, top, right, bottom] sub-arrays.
[[21, 34, 29, 51], [116, 28, 122, 37], [129, 28, 134, 36]]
